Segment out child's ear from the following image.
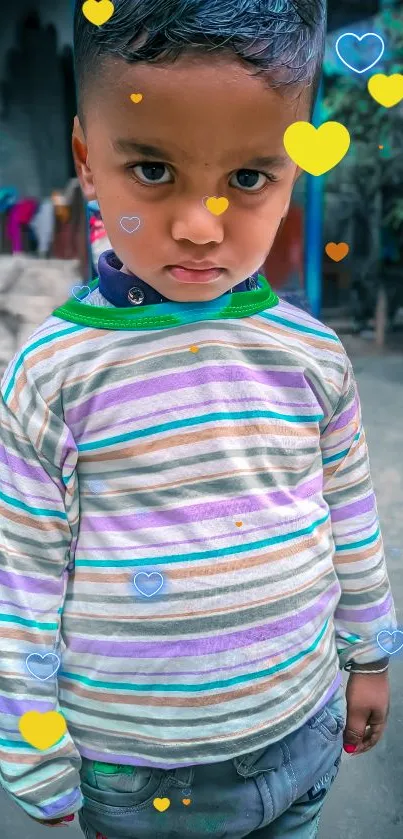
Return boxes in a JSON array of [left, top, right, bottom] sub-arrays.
[[72, 116, 97, 202]]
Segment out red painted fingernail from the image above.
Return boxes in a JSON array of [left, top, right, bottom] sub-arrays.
[[62, 814, 75, 822], [343, 743, 357, 753]]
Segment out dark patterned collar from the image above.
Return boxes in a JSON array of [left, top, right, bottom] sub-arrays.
[[97, 250, 259, 307]]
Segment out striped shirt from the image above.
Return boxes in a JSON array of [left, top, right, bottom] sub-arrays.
[[0, 273, 396, 821]]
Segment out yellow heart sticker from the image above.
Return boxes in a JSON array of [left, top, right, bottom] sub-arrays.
[[19, 711, 67, 751], [130, 93, 143, 104], [153, 797, 171, 812], [283, 121, 350, 176], [325, 242, 349, 262], [182, 798, 192, 806], [82, 0, 114, 26], [368, 73, 403, 108], [205, 197, 229, 216]]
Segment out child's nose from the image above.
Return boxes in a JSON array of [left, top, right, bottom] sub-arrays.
[[170, 198, 226, 245]]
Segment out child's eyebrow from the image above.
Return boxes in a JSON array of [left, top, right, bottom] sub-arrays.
[[112, 139, 289, 170], [112, 139, 175, 159], [243, 154, 289, 169]]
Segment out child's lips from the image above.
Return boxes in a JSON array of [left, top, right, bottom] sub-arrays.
[[167, 265, 224, 284]]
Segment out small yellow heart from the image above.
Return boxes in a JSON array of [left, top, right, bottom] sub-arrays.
[[130, 93, 143, 104], [19, 711, 67, 751], [182, 798, 192, 805], [368, 73, 403, 108], [205, 197, 229, 216], [235, 521, 243, 527], [82, 0, 114, 26], [189, 345, 199, 353], [153, 797, 171, 812], [325, 242, 349, 262], [283, 121, 350, 176]]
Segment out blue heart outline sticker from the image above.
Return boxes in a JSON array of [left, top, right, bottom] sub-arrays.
[[335, 32, 385, 75], [134, 571, 164, 598], [26, 652, 61, 681], [376, 629, 403, 655]]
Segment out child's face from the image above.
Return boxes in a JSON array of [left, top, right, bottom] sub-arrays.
[[73, 53, 308, 300]]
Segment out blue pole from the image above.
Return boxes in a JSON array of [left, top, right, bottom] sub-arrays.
[[304, 76, 324, 318]]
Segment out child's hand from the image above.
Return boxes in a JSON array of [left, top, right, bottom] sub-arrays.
[[343, 671, 390, 755]]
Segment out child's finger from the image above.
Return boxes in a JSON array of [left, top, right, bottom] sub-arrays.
[[351, 722, 386, 755]]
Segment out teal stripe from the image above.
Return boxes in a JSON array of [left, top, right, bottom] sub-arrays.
[[323, 447, 350, 464], [262, 311, 340, 342], [58, 620, 329, 693], [0, 489, 67, 520], [0, 614, 58, 630], [343, 633, 362, 643], [78, 408, 324, 452], [3, 325, 83, 402], [335, 527, 380, 552], [0, 735, 66, 751], [323, 432, 361, 464], [76, 512, 330, 567]]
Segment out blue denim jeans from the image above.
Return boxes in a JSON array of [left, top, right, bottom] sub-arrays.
[[78, 683, 345, 839]]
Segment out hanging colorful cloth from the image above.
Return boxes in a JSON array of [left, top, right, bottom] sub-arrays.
[[6, 198, 38, 253]]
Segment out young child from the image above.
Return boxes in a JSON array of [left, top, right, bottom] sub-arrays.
[[0, 1, 397, 837]]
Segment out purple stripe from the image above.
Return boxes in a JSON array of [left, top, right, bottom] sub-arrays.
[[80, 510, 310, 552], [323, 429, 358, 453], [42, 789, 82, 820], [66, 365, 307, 425], [0, 446, 51, 484], [0, 598, 57, 613], [327, 399, 358, 434], [335, 591, 393, 623], [90, 395, 314, 437], [68, 587, 338, 658], [79, 744, 194, 769], [81, 476, 323, 532], [0, 477, 63, 504], [0, 568, 60, 595], [330, 493, 376, 523], [70, 635, 302, 679], [341, 514, 378, 539], [0, 695, 55, 715]]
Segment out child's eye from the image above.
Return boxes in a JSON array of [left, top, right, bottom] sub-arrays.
[[131, 163, 173, 184], [230, 169, 272, 191]]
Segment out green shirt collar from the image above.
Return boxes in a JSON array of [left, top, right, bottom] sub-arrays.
[[52, 274, 279, 331]]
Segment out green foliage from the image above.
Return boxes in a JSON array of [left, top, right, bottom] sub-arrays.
[[323, 9, 403, 238]]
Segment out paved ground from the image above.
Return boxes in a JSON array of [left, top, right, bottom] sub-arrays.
[[1, 336, 403, 839]]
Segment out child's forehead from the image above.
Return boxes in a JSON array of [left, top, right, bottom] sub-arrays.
[[92, 53, 308, 147], [103, 51, 304, 107]]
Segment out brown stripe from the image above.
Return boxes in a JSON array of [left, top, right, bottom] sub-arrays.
[[79, 421, 318, 464]]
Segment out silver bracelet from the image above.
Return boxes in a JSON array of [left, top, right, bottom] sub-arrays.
[[349, 663, 389, 674]]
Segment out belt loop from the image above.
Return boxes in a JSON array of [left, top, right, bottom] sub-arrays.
[[172, 766, 194, 788]]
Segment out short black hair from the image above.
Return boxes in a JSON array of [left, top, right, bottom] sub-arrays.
[[74, 0, 326, 122]]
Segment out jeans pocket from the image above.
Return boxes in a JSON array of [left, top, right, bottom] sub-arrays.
[[80, 764, 166, 814], [306, 685, 346, 742], [233, 744, 279, 778], [92, 763, 155, 794]]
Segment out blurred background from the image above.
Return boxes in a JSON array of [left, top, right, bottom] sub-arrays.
[[0, 1, 403, 838]]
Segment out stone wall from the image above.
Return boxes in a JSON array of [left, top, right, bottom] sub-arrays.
[[0, 256, 81, 379]]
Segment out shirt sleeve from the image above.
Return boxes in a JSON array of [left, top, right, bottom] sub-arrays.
[[0, 356, 83, 821], [320, 350, 397, 669]]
